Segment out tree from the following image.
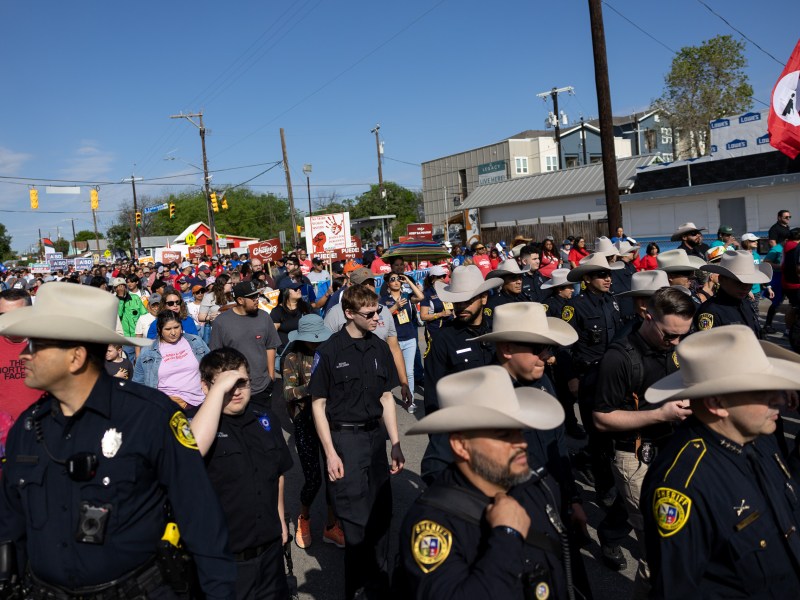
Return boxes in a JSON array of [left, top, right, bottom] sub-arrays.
[[349, 182, 423, 243], [75, 229, 103, 242], [106, 223, 133, 253], [656, 35, 753, 158], [0, 223, 13, 261], [53, 239, 70, 254]]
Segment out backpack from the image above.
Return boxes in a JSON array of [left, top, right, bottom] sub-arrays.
[[607, 338, 645, 397]]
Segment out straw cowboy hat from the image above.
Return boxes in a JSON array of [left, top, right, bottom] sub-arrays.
[[700, 250, 772, 284], [594, 236, 621, 257], [645, 325, 800, 404], [656, 249, 706, 272], [486, 258, 530, 280], [0, 282, 152, 347], [468, 302, 578, 346], [406, 366, 564, 435], [615, 239, 640, 255], [566, 252, 622, 282], [540, 268, 572, 290], [670, 222, 707, 242], [615, 270, 672, 297], [435, 265, 503, 303]]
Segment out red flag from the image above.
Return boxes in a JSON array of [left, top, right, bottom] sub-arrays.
[[769, 39, 800, 159], [41, 237, 54, 248]]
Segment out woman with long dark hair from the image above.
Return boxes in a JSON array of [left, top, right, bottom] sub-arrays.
[[640, 242, 660, 271], [567, 236, 590, 268], [381, 271, 424, 400], [146, 287, 199, 339], [418, 265, 452, 338], [271, 280, 313, 351], [539, 237, 561, 279]]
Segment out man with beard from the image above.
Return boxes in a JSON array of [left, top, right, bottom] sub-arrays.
[[642, 326, 800, 598], [421, 265, 502, 484], [670, 222, 707, 260], [399, 366, 569, 599], [695, 250, 772, 338]]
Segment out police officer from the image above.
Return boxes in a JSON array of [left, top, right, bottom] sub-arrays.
[[483, 259, 533, 326], [192, 348, 293, 599], [642, 325, 800, 598], [422, 265, 501, 483], [561, 253, 623, 504], [513, 245, 548, 302], [592, 287, 694, 593], [656, 249, 707, 307], [695, 250, 772, 338], [670, 222, 708, 259], [0, 283, 236, 599], [610, 239, 640, 322], [400, 366, 570, 599], [540, 269, 573, 319], [309, 284, 405, 600]]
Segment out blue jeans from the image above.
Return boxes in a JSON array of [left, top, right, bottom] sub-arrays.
[[398, 337, 417, 394]]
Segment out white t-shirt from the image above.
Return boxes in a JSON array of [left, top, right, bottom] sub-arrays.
[[307, 270, 331, 284], [187, 301, 203, 329], [135, 312, 157, 337]]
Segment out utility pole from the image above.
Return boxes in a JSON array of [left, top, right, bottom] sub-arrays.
[[91, 208, 101, 251], [70, 219, 77, 256], [303, 164, 313, 216], [581, 117, 588, 165], [537, 86, 574, 170], [371, 123, 385, 203], [38, 228, 43, 260], [588, 0, 622, 235], [170, 111, 218, 255], [280, 128, 298, 247], [121, 173, 143, 256]]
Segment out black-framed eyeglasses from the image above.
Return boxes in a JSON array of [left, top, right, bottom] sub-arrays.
[[165, 300, 182, 306], [356, 309, 379, 320], [23, 338, 78, 355]]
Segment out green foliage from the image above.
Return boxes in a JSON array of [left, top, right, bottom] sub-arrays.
[[75, 229, 103, 242], [0, 222, 13, 261], [656, 35, 753, 158], [348, 182, 423, 243], [53, 238, 70, 254], [106, 223, 133, 252]]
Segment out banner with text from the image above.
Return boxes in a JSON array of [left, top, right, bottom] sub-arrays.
[[249, 238, 283, 262], [188, 246, 205, 260], [407, 223, 433, 239], [305, 212, 351, 257]]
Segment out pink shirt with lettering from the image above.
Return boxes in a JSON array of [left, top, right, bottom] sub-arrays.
[[157, 336, 204, 406]]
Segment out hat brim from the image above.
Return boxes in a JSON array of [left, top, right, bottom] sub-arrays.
[[288, 329, 332, 343], [467, 317, 578, 347], [645, 356, 800, 404], [486, 264, 530, 280], [670, 228, 706, 242], [435, 277, 503, 303], [540, 280, 571, 290], [566, 261, 624, 282], [406, 388, 564, 434], [0, 309, 152, 348], [614, 289, 656, 298], [700, 262, 771, 284]]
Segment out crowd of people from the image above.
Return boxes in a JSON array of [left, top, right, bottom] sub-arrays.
[[1, 211, 800, 599]]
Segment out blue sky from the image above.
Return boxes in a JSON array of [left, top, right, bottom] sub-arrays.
[[0, 0, 796, 252]]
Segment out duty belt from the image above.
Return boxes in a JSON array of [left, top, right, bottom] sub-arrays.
[[26, 559, 162, 600], [330, 419, 380, 433]]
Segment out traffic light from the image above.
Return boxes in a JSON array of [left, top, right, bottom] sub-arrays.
[[210, 192, 219, 212], [135, 212, 142, 227], [169, 203, 176, 219], [90, 188, 99, 210], [29, 188, 38, 210], [221, 195, 229, 210]]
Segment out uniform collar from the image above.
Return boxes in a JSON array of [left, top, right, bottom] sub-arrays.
[[34, 372, 114, 421], [714, 288, 744, 306], [691, 417, 744, 455], [338, 325, 374, 349]]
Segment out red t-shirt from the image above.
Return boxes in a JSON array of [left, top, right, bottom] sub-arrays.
[[639, 254, 658, 271], [371, 258, 391, 275], [473, 255, 493, 278], [0, 337, 44, 429], [568, 247, 590, 266]]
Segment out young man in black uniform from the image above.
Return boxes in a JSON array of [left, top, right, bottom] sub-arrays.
[[191, 348, 293, 599], [483, 258, 532, 326], [422, 265, 502, 484], [0, 284, 236, 599], [642, 325, 800, 598], [593, 288, 694, 596], [610, 239, 640, 322], [400, 366, 569, 600], [670, 222, 708, 259], [695, 250, 772, 338], [513, 244, 547, 302], [561, 253, 623, 503], [310, 284, 405, 599], [656, 248, 706, 307]]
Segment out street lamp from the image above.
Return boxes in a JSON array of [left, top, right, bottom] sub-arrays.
[[303, 164, 312, 216]]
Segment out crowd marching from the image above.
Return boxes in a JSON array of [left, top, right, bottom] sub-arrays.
[[2, 211, 800, 599]]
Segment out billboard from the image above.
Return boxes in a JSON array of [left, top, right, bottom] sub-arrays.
[[709, 110, 771, 159], [478, 160, 507, 186], [160, 249, 182, 264], [188, 246, 205, 260], [249, 238, 283, 262], [407, 223, 433, 239], [304, 212, 351, 256]]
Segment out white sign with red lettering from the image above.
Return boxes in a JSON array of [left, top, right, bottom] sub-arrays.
[[305, 212, 351, 256]]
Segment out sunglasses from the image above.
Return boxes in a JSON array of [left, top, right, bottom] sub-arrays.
[[23, 338, 78, 354], [388, 276, 403, 282], [165, 300, 182, 306], [356, 309, 379, 319], [475, 246, 486, 251], [591, 270, 612, 279], [649, 314, 688, 343]]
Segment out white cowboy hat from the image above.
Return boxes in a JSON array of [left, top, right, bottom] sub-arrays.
[[670, 222, 707, 242], [486, 258, 530, 280], [406, 366, 565, 435], [540, 268, 572, 290], [700, 250, 771, 284], [566, 253, 623, 282], [435, 265, 503, 303], [0, 283, 152, 347], [615, 239, 640, 254], [656, 249, 706, 272], [468, 302, 578, 346], [645, 325, 800, 403], [510, 244, 528, 259], [615, 270, 672, 297], [594, 236, 621, 257]]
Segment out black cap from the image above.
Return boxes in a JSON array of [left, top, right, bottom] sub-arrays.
[[232, 281, 260, 299]]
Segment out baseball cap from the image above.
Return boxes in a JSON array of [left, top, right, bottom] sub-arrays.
[[191, 285, 204, 293], [111, 277, 127, 287], [429, 265, 449, 277], [181, 261, 192, 270], [349, 268, 376, 285], [718, 225, 734, 235], [198, 265, 211, 273], [232, 281, 260, 299], [343, 261, 361, 274], [149, 293, 162, 304], [278, 279, 303, 290], [741, 233, 759, 242]]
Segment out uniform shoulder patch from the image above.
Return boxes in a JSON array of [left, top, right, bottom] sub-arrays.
[[697, 312, 714, 330], [672, 351, 679, 369], [169, 411, 198, 450], [561, 305, 574, 322], [653, 487, 692, 537], [411, 520, 453, 573]]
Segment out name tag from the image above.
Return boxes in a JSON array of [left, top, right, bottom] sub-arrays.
[[442, 302, 453, 310], [456, 348, 471, 355], [397, 311, 410, 325]]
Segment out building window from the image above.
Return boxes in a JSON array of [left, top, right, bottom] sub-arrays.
[[565, 157, 579, 168], [545, 156, 559, 172], [515, 157, 529, 174], [661, 127, 673, 145]]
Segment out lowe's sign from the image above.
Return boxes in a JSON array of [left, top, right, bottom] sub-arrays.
[[709, 110, 769, 159], [478, 160, 507, 186]]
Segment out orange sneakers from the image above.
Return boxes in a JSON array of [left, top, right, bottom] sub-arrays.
[[295, 514, 312, 549], [323, 521, 345, 548]]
